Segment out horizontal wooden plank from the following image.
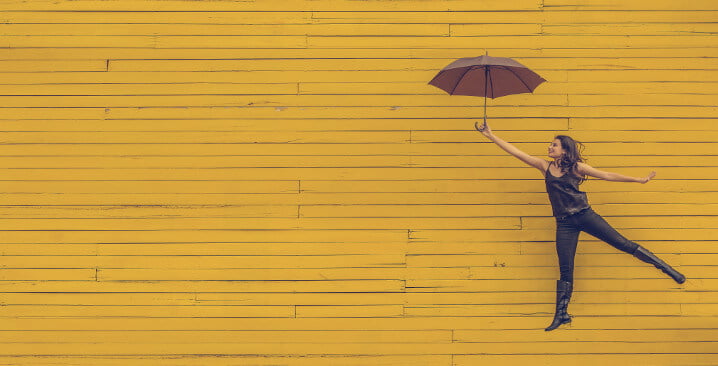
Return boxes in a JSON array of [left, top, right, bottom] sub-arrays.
[[297, 305, 404, 318], [0, 178, 711, 195], [0, 355, 450, 366], [299, 82, 718, 95], [0, 156, 714, 175], [1, 83, 300, 96], [1, 290, 714, 306], [1, 315, 716, 331], [405, 253, 687, 268], [404, 279, 697, 292], [455, 355, 718, 366], [101, 106, 718, 119], [405, 291, 718, 305], [0, 229, 406, 244], [570, 118, 718, 131], [0, 95, 567, 108], [90, 265, 718, 281], [0, 0, 543, 11], [2, 94, 716, 109], [304, 203, 718, 218], [0, 167, 555, 181], [302, 179, 716, 193], [0, 205, 298, 219], [0, 305, 297, 318], [0, 280, 405, 293], [0, 254, 407, 268], [0, 167, 716, 181], [0, 60, 106, 72], [3, 47, 718, 61], [2, 130, 718, 146], [308, 35, 718, 49], [0, 341, 714, 355], [2, 82, 717, 97], [0, 107, 104, 119], [0, 242, 412, 256], [0, 303, 696, 318], [0, 240, 710, 256], [105, 57, 718, 72], [0, 180, 299, 193], [542, 23, 718, 36], [408, 227, 716, 241], [0, 118, 571, 131], [457, 329, 718, 342], [411, 241, 716, 255], [3, 142, 715, 158], [522, 215, 718, 229], [569, 94, 717, 106], [97, 268, 413, 281], [405, 303, 682, 316], [0, 292, 406, 305], [415, 130, 718, 142], [1, 69, 715, 85], [0, 130, 412, 143], [0, 269, 95, 281], [1, 11, 313, 24], [0, 192, 714, 206], [0, 35, 307, 48], [0, 330, 451, 343], [312, 10, 718, 24], [543, 0, 718, 10], [0, 216, 519, 230], [0, 23, 450, 36]]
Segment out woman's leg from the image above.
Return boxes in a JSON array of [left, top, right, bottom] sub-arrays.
[[555, 218, 580, 282], [576, 209, 685, 284], [546, 219, 579, 331]]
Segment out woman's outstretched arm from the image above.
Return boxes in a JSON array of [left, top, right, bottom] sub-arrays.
[[577, 162, 656, 184], [475, 121, 549, 173]]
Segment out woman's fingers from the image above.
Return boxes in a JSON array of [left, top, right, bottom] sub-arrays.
[[642, 171, 657, 183]]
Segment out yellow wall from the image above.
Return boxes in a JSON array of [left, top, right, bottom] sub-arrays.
[[0, 0, 716, 364]]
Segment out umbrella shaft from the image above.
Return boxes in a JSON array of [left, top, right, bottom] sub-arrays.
[[484, 66, 488, 122]]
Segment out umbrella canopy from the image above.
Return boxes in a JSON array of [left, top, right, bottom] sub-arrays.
[[429, 54, 546, 121]]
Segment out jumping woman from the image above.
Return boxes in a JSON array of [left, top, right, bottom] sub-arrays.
[[474, 121, 686, 331]]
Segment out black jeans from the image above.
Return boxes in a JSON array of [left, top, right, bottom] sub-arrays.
[[555, 207, 639, 282]]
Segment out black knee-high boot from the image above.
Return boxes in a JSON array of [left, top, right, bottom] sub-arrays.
[[633, 246, 686, 284], [545, 280, 573, 331]]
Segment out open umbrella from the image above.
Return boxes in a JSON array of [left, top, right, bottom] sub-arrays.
[[428, 54, 546, 123]]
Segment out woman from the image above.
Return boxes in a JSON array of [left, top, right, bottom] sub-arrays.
[[474, 121, 686, 331]]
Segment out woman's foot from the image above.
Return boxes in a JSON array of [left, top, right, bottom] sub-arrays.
[[545, 280, 573, 331], [633, 246, 686, 284]]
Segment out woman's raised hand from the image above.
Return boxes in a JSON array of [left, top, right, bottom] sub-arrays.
[[641, 171, 657, 184], [474, 121, 493, 138]]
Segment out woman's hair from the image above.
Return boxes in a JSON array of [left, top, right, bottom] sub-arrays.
[[554, 135, 587, 183]]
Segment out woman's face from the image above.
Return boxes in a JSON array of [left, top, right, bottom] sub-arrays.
[[548, 139, 564, 159]]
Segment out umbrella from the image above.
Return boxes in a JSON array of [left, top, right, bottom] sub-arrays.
[[428, 54, 546, 123]]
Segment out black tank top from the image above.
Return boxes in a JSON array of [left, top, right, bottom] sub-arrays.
[[545, 161, 590, 218]]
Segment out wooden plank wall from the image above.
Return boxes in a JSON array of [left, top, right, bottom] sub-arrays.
[[0, 0, 716, 364]]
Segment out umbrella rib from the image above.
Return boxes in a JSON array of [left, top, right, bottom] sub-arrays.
[[503, 66, 535, 93], [449, 66, 474, 95]]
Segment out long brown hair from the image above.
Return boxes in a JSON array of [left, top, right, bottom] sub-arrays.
[[555, 135, 587, 183]]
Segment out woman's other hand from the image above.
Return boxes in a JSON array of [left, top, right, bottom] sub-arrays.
[[641, 171, 657, 184]]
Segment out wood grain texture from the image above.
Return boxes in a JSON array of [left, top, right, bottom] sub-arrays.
[[0, 0, 716, 364]]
